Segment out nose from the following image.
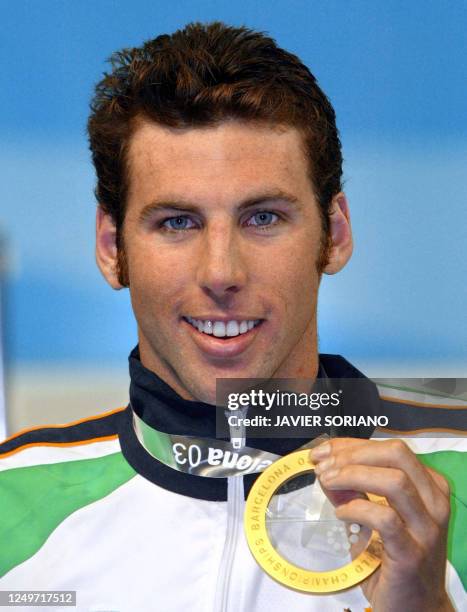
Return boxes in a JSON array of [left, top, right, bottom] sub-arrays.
[[196, 219, 247, 301]]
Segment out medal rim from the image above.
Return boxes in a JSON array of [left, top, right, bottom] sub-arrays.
[[244, 449, 386, 594]]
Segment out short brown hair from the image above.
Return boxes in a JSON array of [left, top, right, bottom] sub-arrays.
[[88, 21, 343, 284]]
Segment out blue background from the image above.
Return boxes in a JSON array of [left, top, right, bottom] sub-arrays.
[[2, 0, 467, 369]]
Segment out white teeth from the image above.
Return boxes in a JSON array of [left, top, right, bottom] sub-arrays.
[[202, 320, 213, 334], [213, 321, 226, 337], [185, 317, 260, 337], [226, 320, 239, 336]]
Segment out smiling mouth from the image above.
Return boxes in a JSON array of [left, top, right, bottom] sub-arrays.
[[182, 316, 263, 339]]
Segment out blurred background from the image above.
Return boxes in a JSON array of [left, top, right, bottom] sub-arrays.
[[1, 0, 466, 437]]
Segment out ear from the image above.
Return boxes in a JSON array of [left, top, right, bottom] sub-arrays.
[[322, 192, 353, 275], [95, 206, 124, 289]]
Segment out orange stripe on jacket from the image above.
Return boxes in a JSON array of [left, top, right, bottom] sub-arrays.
[[0, 434, 120, 459], [1, 406, 126, 445], [380, 394, 467, 410]]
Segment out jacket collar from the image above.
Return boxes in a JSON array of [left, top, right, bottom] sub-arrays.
[[118, 346, 379, 501]]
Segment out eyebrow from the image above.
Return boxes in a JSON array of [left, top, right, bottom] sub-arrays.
[[138, 189, 301, 223]]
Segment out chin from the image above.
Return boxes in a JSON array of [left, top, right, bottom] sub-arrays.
[[192, 386, 217, 405]]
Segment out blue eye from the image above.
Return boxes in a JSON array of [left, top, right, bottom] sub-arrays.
[[161, 216, 194, 231], [248, 211, 279, 228]]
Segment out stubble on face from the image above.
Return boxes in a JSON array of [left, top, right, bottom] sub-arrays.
[[118, 119, 329, 403]]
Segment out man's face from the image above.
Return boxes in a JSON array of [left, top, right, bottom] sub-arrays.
[[117, 120, 328, 403]]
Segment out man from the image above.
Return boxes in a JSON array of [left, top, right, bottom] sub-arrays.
[[0, 22, 465, 611]]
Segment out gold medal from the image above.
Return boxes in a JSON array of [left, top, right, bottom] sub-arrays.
[[244, 449, 387, 594]]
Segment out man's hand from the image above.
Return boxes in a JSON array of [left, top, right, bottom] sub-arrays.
[[310, 438, 454, 612]]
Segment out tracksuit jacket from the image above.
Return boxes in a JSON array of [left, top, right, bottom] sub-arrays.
[[0, 347, 466, 611]]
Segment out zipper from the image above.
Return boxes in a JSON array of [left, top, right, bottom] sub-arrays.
[[213, 407, 247, 612]]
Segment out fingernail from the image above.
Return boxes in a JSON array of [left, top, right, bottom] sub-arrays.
[[310, 442, 331, 461], [314, 456, 335, 475], [320, 468, 340, 482]]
